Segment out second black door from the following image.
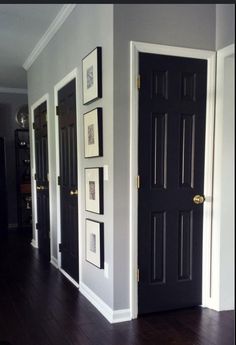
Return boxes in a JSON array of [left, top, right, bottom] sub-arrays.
[[58, 79, 79, 282], [34, 101, 50, 261]]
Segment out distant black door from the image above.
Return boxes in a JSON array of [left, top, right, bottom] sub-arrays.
[[58, 79, 79, 282], [0, 137, 8, 236], [138, 53, 207, 314], [34, 101, 50, 261]]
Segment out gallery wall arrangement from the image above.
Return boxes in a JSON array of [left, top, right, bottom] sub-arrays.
[[82, 46, 104, 269]]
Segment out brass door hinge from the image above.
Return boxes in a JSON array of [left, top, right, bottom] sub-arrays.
[[137, 175, 140, 189], [137, 268, 140, 283], [137, 75, 141, 90]]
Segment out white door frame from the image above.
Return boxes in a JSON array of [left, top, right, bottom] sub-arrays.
[[30, 94, 52, 256], [129, 41, 216, 318], [210, 43, 235, 311], [54, 68, 81, 289]]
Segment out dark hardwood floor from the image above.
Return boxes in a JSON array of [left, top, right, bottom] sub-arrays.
[[0, 231, 234, 345]]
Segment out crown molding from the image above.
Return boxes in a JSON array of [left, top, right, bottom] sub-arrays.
[[0, 87, 28, 94], [23, 4, 76, 71]]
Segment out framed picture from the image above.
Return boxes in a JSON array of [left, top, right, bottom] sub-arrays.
[[85, 219, 104, 269], [82, 47, 102, 104], [85, 167, 103, 214], [83, 108, 103, 158]]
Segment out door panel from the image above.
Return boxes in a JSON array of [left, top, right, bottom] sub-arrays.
[[58, 79, 79, 282], [138, 53, 207, 314], [34, 101, 50, 261]]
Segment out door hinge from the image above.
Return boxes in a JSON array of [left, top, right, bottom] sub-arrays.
[[137, 175, 140, 189], [137, 268, 140, 283], [35, 222, 39, 230], [34, 173, 37, 180], [33, 122, 36, 130], [47, 172, 49, 182], [56, 105, 60, 116], [58, 176, 61, 185], [137, 75, 141, 90], [59, 243, 62, 252]]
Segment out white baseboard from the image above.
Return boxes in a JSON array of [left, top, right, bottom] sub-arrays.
[[60, 268, 80, 289], [31, 239, 38, 248], [50, 256, 59, 269], [79, 282, 131, 323]]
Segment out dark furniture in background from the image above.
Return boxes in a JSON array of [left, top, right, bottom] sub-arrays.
[[15, 129, 32, 231], [0, 137, 8, 236]]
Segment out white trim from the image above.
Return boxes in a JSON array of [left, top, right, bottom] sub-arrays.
[[210, 43, 235, 311], [23, 5, 76, 70], [31, 239, 38, 248], [60, 268, 80, 289], [54, 68, 82, 286], [0, 87, 28, 94], [50, 256, 59, 269], [130, 41, 216, 319], [30, 94, 53, 257], [80, 282, 131, 323]]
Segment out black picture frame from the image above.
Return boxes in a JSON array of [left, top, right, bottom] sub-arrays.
[[82, 47, 102, 105], [85, 167, 104, 214], [83, 108, 103, 158], [85, 219, 104, 269]]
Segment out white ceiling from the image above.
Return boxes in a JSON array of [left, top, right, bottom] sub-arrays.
[[0, 4, 64, 89]]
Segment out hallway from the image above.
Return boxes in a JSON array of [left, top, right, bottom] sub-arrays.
[[0, 232, 234, 345]]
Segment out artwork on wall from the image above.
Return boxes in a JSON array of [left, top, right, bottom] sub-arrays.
[[82, 47, 102, 104], [85, 219, 104, 268], [83, 108, 103, 158], [85, 167, 103, 214]]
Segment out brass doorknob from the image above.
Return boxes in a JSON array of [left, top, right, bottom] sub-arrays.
[[36, 185, 46, 190], [70, 189, 78, 196], [193, 194, 205, 204]]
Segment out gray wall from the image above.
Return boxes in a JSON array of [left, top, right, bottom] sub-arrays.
[[0, 92, 28, 227], [27, 5, 114, 308], [216, 4, 235, 50], [113, 4, 216, 309]]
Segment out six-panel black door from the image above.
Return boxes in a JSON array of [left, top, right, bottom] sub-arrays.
[[138, 53, 207, 314], [58, 79, 79, 282], [34, 101, 50, 261]]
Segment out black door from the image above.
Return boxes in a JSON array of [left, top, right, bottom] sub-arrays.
[[58, 79, 79, 282], [34, 101, 50, 261], [138, 53, 207, 314]]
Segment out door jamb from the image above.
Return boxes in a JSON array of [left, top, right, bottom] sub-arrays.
[[54, 68, 81, 288], [30, 94, 51, 255], [129, 41, 216, 318]]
